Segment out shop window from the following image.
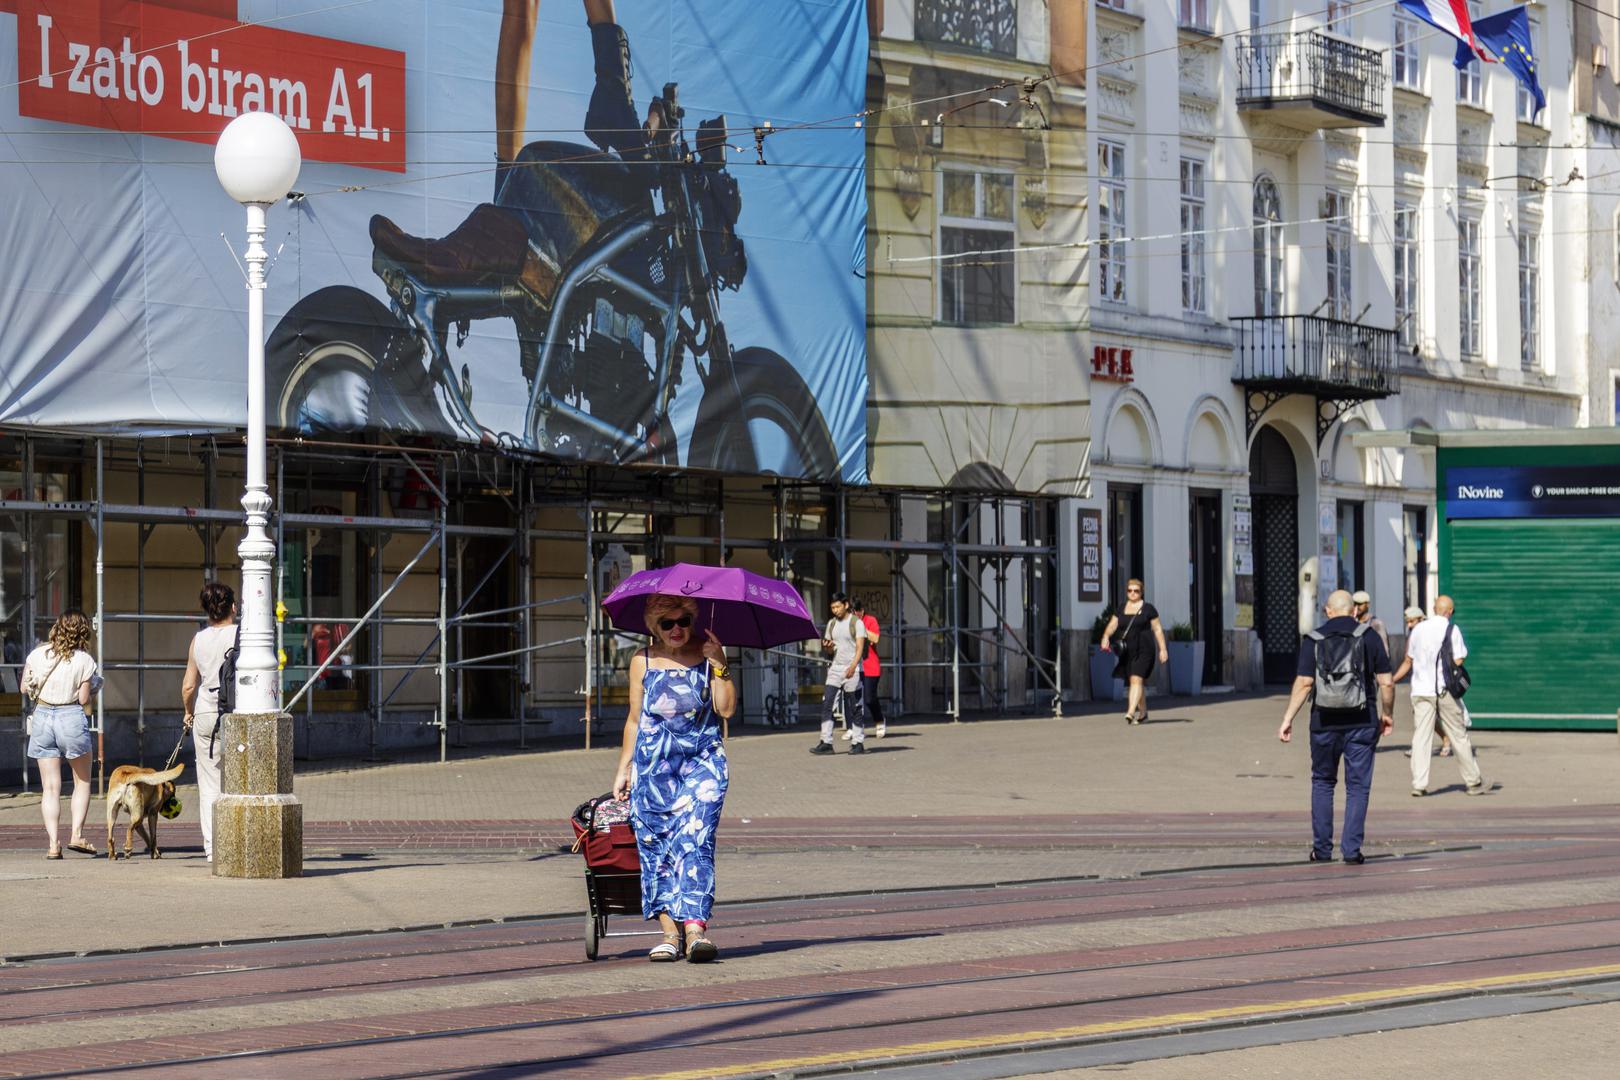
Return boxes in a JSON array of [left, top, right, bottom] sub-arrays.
[[1107, 484, 1144, 608], [0, 465, 75, 671], [1336, 500, 1364, 593], [1403, 505, 1429, 613]]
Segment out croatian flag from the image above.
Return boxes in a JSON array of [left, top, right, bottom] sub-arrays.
[[1398, 0, 1490, 62]]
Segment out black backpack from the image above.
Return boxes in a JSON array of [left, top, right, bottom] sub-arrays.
[[1438, 623, 1471, 699], [215, 625, 242, 716], [1305, 622, 1371, 714]]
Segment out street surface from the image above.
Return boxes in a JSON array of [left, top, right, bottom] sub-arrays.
[[1, 692, 1617, 1078]]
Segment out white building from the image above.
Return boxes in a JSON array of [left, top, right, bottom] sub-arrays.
[[1084, 0, 1587, 689]]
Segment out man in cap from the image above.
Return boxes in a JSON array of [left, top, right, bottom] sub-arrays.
[[1352, 590, 1389, 654], [1392, 595, 1484, 797]]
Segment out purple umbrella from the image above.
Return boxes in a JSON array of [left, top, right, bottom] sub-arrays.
[[601, 563, 819, 649]]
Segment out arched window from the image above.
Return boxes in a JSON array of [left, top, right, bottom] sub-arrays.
[[1253, 176, 1284, 316]]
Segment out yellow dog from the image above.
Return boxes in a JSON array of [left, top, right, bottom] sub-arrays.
[[105, 764, 184, 860]]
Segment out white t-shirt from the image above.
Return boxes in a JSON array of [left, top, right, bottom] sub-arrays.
[[22, 645, 99, 707], [1405, 616, 1466, 698], [823, 614, 867, 690]]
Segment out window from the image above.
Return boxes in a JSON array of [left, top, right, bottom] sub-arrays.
[[1324, 189, 1353, 321], [939, 169, 1015, 325], [1516, 18, 1543, 122], [1394, 202, 1420, 349], [1458, 215, 1482, 358], [1180, 0, 1209, 31], [1393, 13, 1422, 89], [1097, 0, 1127, 10], [1519, 223, 1541, 369], [1253, 176, 1283, 317], [1251, 0, 1263, 31], [1099, 141, 1128, 305], [1325, 1, 1352, 35], [1180, 158, 1207, 314], [1336, 500, 1365, 594], [916, 0, 1017, 56], [1457, 3, 1483, 104]]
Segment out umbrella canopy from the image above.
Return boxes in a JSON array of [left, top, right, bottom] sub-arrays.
[[601, 563, 819, 649]]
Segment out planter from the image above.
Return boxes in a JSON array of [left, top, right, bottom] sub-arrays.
[[1168, 641, 1206, 697], [1089, 646, 1124, 702]]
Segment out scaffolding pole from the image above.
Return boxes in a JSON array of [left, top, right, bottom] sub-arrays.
[[93, 439, 104, 794], [438, 493, 448, 764]]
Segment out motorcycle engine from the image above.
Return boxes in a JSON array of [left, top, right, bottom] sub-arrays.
[[573, 296, 656, 434]]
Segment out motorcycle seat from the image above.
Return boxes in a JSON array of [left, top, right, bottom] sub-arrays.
[[370, 204, 557, 300], [372, 204, 527, 284]]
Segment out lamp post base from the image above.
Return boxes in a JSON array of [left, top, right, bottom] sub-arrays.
[[212, 712, 303, 879]]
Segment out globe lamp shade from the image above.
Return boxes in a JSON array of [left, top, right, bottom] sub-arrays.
[[214, 112, 302, 205]]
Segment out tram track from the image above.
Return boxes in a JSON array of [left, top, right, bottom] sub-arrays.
[[13, 912, 1620, 1079], [5, 841, 1620, 1025]]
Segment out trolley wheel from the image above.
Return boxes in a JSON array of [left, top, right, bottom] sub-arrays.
[[585, 914, 600, 960]]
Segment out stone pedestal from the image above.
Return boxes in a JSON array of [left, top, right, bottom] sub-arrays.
[[213, 712, 303, 879]]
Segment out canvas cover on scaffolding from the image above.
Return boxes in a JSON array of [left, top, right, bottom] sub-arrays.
[[0, 0, 869, 482]]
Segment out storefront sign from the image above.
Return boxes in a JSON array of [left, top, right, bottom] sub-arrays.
[[1090, 345, 1134, 384], [1077, 507, 1103, 602], [1445, 466, 1620, 520]]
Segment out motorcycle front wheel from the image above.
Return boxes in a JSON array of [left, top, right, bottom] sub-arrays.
[[267, 287, 448, 437], [688, 348, 840, 478]]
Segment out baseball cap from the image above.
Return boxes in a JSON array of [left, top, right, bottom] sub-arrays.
[[1403, 606, 1424, 621], [1351, 590, 1372, 605]]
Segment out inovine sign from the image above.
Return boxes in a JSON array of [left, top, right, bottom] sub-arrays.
[[15, 0, 406, 171]]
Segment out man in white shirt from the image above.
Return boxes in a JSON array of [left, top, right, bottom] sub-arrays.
[[1392, 595, 1484, 797], [809, 593, 867, 756]]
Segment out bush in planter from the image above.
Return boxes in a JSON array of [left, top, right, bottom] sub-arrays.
[[1089, 606, 1123, 701], [1166, 622, 1206, 695]]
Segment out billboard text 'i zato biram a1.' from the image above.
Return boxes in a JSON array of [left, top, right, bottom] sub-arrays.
[[0, 0, 869, 482]]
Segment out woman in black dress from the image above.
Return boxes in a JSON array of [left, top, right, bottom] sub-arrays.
[[1100, 578, 1170, 725]]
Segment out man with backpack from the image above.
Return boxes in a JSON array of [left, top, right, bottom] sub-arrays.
[[1277, 589, 1396, 865], [1391, 595, 1484, 798]]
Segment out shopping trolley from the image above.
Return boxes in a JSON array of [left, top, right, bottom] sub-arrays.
[[569, 793, 659, 960]]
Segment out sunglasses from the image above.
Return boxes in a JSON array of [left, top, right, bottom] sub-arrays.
[[658, 614, 694, 631]]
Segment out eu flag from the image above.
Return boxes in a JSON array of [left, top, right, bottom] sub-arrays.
[[1454, 5, 1544, 114]]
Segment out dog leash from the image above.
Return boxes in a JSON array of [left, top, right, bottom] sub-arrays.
[[162, 726, 189, 772]]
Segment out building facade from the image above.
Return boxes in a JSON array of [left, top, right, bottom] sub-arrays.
[[1085, 0, 1586, 688]]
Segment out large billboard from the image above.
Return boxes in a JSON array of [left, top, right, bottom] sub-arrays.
[[0, 0, 869, 482]]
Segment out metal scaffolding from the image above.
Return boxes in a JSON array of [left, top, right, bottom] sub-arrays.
[[2, 429, 1064, 785]]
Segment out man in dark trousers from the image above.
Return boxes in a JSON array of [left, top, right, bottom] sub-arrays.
[[1277, 589, 1395, 865]]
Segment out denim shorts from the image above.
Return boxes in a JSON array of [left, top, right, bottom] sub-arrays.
[[26, 704, 92, 760]]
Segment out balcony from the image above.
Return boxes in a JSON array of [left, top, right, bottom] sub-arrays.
[[1235, 31, 1386, 130], [1232, 315, 1399, 442]]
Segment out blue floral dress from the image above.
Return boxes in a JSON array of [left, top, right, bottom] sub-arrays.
[[630, 661, 729, 923]]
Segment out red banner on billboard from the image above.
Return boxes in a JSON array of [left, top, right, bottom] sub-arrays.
[[14, 0, 406, 171]]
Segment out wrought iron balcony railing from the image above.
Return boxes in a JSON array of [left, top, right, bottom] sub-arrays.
[[1232, 315, 1399, 396], [1235, 31, 1386, 128], [916, 0, 1018, 57]]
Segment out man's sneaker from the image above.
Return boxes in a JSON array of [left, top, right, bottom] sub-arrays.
[[1466, 781, 1487, 796], [875, 723, 886, 738], [1411, 788, 1426, 797], [1343, 853, 1366, 865], [839, 729, 853, 741], [849, 742, 866, 755], [809, 741, 834, 756]]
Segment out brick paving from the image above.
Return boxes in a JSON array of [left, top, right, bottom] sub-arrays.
[[0, 694, 1617, 1077]]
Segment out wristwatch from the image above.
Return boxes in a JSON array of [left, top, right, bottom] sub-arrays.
[[711, 663, 731, 680]]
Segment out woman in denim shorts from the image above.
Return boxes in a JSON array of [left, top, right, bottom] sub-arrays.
[[22, 610, 102, 858]]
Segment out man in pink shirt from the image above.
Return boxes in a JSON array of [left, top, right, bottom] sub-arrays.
[[852, 598, 886, 738]]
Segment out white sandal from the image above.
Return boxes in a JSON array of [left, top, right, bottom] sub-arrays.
[[649, 932, 681, 962]]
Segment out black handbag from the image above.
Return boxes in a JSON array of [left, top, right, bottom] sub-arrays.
[[1439, 624, 1471, 699]]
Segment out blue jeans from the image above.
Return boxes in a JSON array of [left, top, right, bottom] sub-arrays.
[[1309, 724, 1378, 859]]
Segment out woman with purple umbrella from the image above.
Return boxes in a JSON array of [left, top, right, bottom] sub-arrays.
[[611, 593, 735, 963]]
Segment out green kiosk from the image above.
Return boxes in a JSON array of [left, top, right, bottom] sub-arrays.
[[1434, 429, 1620, 732]]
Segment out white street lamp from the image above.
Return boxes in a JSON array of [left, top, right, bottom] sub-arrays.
[[215, 112, 301, 715]]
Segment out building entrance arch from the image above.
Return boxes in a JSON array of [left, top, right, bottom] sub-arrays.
[[1249, 426, 1300, 683]]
